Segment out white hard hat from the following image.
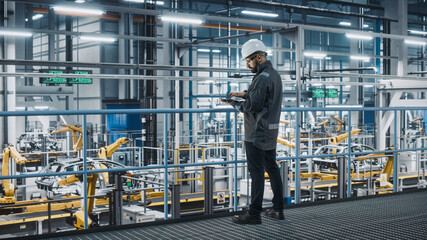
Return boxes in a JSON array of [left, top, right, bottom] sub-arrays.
[[241, 39, 267, 59]]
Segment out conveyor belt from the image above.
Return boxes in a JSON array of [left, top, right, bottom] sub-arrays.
[[21, 189, 427, 239]]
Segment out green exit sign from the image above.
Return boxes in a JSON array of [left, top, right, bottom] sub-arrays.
[[39, 69, 93, 84], [311, 88, 339, 98], [41, 70, 67, 84], [68, 70, 93, 84], [312, 89, 325, 98]]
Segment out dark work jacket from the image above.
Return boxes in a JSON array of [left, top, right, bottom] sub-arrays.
[[231, 60, 283, 150]]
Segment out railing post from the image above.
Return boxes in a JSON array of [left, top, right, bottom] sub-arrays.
[[163, 113, 169, 220], [393, 110, 398, 192], [113, 173, 123, 225], [82, 114, 88, 229], [347, 111, 352, 198], [338, 156, 346, 199], [171, 184, 180, 219], [233, 112, 238, 211], [280, 161, 290, 204], [204, 166, 214, 215], [295, 110, 301, 204]]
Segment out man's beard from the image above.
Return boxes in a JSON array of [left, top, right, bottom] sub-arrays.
[[249, 60, 259, 73]]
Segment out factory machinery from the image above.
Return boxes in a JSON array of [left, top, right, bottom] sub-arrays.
[[0, 112, 426, 238]]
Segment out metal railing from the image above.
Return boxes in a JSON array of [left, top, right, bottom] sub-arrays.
[[0, 106, 426, 231]]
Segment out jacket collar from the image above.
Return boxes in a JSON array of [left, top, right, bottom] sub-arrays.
[[256, 60, 272, 76]]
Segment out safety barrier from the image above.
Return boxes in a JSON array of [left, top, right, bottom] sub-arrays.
[[0, 106, 426, 230]]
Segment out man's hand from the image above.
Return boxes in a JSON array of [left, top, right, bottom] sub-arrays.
[[228, 91, 247, 98], [220, 96, 233, 104]]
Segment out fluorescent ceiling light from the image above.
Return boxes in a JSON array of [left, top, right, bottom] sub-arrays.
[[266, 49, 273, 56], [312, 83, 323, 86], [241, 10, 278, 18], [363, 24, 369, 28], [32, 14, 44, 21], [404, 39, 427, 46], [80, 36, 117, 42], [339, 21, 351, 26], [364, 85, 374, 88], [408, 30, 427, 35], [125, 0, 164, 4], [34, 106, 49, 110], [211, 49, 221, 53], [160, 16, 203, 25], [197, 49, 210, 52], [0, 30, 33, 37], [75, 0, 85, 3], [52, 6, 105, 15], [304, 51, 327, 58], [324, 57, 332, 60], [350, 55, 370, 62], [345, 33, 373, 40], [326, 86, 335, 89]]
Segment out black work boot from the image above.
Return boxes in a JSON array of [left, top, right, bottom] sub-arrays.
[[264, 208, 285, 220], [232, 211, 262, 224]]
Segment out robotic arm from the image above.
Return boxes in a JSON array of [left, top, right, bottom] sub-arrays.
[[98, 137, 130, 159], [52, 124, 89, 151], [331, 116, 345, 132], [1, 146, 28, 204], [329, 129, 362, 144], [59, 172, 99, 230]]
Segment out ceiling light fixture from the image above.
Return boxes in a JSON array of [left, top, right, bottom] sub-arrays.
[[197, 49, 211, 52], [32, 14, 44, 21], [339, 21, 351, 26], [363, 24, 369, 28], [211, 50, 221, 53], [125, 0, 164, 4], [160, 16, 203, 25], [0, 30, 33, 37], [345, 33, 373, 40], [241, 10, 278, 18], [80, 36, 117, 43], [408, 30, 427, 35], [75, 0, 85, 3], [34, 106, 49, 110], [52, 6, 105, 15], [350, 55, 370, 62], [303, 51, 327, 58], [404, 39, 427, 46]]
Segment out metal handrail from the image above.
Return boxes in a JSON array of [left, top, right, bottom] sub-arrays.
[[1, 106, 426, 229]]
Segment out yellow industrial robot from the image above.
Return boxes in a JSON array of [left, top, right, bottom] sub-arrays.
[[329, 129, 362, 145], [97, 137, 129, 184], [410, 117, 424, 134], [0, 146, 28, 204], [51, 123, 90, 154], [356, 148, 395, 194], [98, 137, 130, 159], [58, 170, 99, 230]]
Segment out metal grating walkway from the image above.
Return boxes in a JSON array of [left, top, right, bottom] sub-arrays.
[[41, 190, 427, 239]]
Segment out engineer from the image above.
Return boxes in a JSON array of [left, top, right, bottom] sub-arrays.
[[222, 39, 285, 224]]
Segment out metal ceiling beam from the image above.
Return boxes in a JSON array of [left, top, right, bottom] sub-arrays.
[[4, 2, 425, 43], [0, 59, 252, 73]]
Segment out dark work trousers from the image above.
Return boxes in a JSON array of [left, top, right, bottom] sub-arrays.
[[246, 141, 284, 215]]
